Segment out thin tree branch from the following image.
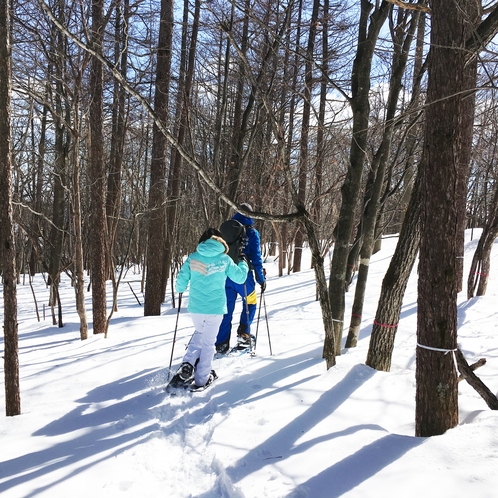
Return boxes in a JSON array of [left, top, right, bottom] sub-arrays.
[[35, 0, 302, 224], [466, 4, 498, 57], [385, 0, 430, 14]]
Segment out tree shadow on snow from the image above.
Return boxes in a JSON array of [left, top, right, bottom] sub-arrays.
[[192, 362, 424, 497], [284, 433, 424, 497], [0, 368, 163, 497]]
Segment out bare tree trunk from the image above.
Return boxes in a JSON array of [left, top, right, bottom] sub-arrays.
[[31, 83, 50, 276], [164, 0, 201, 299], [293, 0, 319, 273], [455, 349, 498, 410], [71, 61, 89, 340], [467, 179, 498, 298], [346, 7, 419, 348], [144, 0, 173, 316], [0, 0, 20, 416], [327, 1, 390, 356], [313, 0, 328, 241], [399, 12, 426, 225], [89, 0, 107, 334], [277, 5, 300, 277], [366, 166, 421, 371], [49, 4, 68, 327], [106, 0, 129, 284], [73, 128, 88, 339], [467, 124, 498, 298], [223, 0, 250, 211], [416, 0, 479, 437]]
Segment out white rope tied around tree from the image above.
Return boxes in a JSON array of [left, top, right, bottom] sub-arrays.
[[417, 343, 458, 374]]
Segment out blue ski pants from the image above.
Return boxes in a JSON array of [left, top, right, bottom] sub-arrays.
[[216, 271, 257, 345]]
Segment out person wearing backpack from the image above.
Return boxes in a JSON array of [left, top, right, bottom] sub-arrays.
[[172, 228, 249, 391], [215, 203, 266, 354]]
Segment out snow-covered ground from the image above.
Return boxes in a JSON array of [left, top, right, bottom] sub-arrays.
[[1, 230, 498, 497]]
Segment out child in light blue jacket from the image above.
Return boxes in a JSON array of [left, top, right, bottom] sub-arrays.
[[174, 228, 248, 390]]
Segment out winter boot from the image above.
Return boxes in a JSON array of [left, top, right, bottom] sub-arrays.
[[190, 370, 218, 392], [215, 339, 230, 355], [165, 362, 195, 391], [236, 324, 255, 350], [178, 362, 194, 381]]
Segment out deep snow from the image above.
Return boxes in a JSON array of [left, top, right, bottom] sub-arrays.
[[1, 230, 498, 497]]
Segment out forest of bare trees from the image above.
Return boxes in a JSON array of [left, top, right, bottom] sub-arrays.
[[3, 0, 498, 434]]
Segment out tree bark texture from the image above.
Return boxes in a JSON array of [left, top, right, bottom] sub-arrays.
[[416, 0, 479, 437], [144, 0, 173, 316], [224, 0, 251, 212], [366, 166, 421, 371], [328, 0, 390, 355], [346, 7, 419, 348], [106, 0, 129, 281], [89, 0, 107, 334], [72, 84, 88, 340], [164, 0, 201, 301], [0, 0, 20, 416], [455, 349, 498, 410], [49, 14, 68, 325], [467, 178, 498, 298], [292, 0, 319, 273]]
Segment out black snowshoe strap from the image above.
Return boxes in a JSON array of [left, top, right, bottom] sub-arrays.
[[220, 219, 246, 264]]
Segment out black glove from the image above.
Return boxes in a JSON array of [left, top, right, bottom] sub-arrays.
[[259, 268, 267, 293], [238, 246, 247, 264]]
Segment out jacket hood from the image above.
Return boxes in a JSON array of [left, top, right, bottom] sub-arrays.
[[232, 212, 254, 227], [196, 236, 228, 257]]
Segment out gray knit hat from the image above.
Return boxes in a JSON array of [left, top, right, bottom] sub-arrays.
[[238, 203, 253, 212]]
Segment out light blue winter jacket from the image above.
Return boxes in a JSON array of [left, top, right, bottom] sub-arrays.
[[175, 236, 249, 314]]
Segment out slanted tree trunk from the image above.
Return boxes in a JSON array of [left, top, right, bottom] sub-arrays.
[[144, 0, 173, 316], [0, 0, 20, 416], [416, 0, 479, 437], [327, 1, 390, 356], [399, 12, 426, 225], [346, 7, 419, 348], [467, 226, 498, 298], [455, 349, 498, 410], [467, 176, 498, 298], [366, 166, 422, 371]]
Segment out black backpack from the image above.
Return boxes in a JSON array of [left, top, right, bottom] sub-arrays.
[[220, 219, 246, 264]]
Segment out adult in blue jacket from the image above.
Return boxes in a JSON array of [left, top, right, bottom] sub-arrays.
[[215, 204, 266, 353], [175, 228, 248, 389]]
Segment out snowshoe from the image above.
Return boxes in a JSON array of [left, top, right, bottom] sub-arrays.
[[165, 362, 194, 392], [235, 332, 256, 351], [189, 370, 218, 393], [215, 340, 230, 355]]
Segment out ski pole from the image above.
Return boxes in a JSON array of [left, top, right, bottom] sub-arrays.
[[168, 293, 182, 381], [262, 292, 273, 355], [243, 282, 253, 355], [254, 291, 263, 352]]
